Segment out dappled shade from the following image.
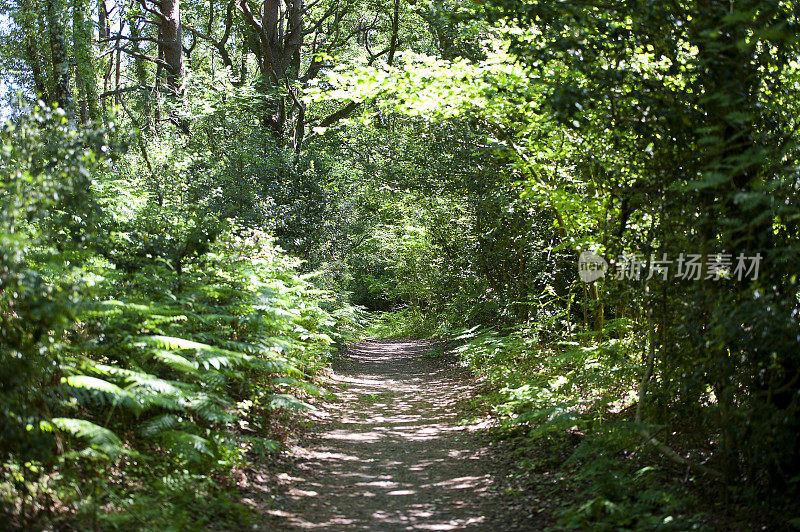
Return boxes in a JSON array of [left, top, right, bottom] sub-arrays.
[[261, 341, 500, 531]]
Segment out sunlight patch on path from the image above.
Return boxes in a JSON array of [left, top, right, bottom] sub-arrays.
[[261, 340, 499, 531]]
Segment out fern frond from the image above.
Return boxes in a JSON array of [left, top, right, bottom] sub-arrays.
[[272, 377, 323, 397], [157, 430, 216, 463], [139, 414, 181, 437], [151, 349, 199, 373], [264, 393, 314, 411], [197, 351, 252, 370], [41, 418, 123, 459], [187, 393, 234, 423], [62, 375, 140, 411], [89, 363, 191, 396], [131, 388, 189, 411], [240, 435, 281, 457], [62, 375, 126, 396], [138, 335, 230, 353]]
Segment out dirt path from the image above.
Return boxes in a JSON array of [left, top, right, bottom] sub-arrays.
[[258, 339, 517, 531]]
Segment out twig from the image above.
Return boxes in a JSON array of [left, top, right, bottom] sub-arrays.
[[638, 429, 723, 480]]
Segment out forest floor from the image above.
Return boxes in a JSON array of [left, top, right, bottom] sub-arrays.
[[243, 339, 544, 531]]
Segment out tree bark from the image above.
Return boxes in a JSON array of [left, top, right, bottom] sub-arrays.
[[26, 36, 48, 100], [387, 0, 400, 66], [130, 21, 153, 128], [16, 1, 48, 100], [239, 0, 304, 136], [160, 0, 185, 95], [45, 0, 71, 110], [98, 0, 109, 40], [73, 0, 102, 122]]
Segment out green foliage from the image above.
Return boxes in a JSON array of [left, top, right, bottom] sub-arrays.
[[42, 418, 123, 460], [554, 462, 695, 531], [1, 105, 107, 463], [53, 225, 350, 468], [314, 0, 800, 524], [2, 0, 800, 527], [0, 104, 365, 527], [452, 323, 639, 434]]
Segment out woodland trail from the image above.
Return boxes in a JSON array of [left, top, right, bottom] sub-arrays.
[[258, 339, 525, 531]]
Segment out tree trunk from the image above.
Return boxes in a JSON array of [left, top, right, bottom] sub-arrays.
[[239, 0, 304, 137], [387, 0, 400, 66], [17, 1, 48, 100], [45, 0, 71, 110], [73, 0, 101, 122], [98, 0, 109, 40], [240, 37, 248, 82], [26, 36, 48, 100], [160, 0, 185, 95]]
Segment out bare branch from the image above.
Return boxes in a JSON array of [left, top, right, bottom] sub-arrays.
[[639, 429, 724, 480], [307, 100, 360, 134], [138, 0, 168, 20], [119, 47, 171, 68], [99, 35, 165, 46], [100, 85, 155, 98], [302, 2, 338, 36], [184, 23, 234, 70], [367, 45, 392, 66], [299, 0, 324, 16], [285, 78, 305, 152]]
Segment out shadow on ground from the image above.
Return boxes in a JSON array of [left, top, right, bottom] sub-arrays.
[[255, 339, 512, 531]]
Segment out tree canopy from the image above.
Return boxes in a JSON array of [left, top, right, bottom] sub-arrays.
[[1, 0, 799, 528]]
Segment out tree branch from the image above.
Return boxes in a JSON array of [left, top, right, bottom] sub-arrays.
[[183, 23, 234, 70], [304, 100, 361, 143], [119, 47, 171, 69], [100, 85, 155, 99]]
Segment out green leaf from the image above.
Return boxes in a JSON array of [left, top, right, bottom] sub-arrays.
[[43, 418, 123, 459], [266, 393, 315, 411]]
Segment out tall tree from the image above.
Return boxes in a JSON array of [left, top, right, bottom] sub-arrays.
[[235, 0, 405, 150], [159, 0, 185, 95], [238, 0, 305, 138], [73, 0, 102, 122], [45, 0, 71, 109], [98, 0, 109, 40], [16, 0, 49, 100]]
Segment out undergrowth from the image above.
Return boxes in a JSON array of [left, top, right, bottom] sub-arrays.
[[446, 322, 774, 531], [1, 227, 367, 529], [0, 109, 369, 529], [362, 306, 455, 339]]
